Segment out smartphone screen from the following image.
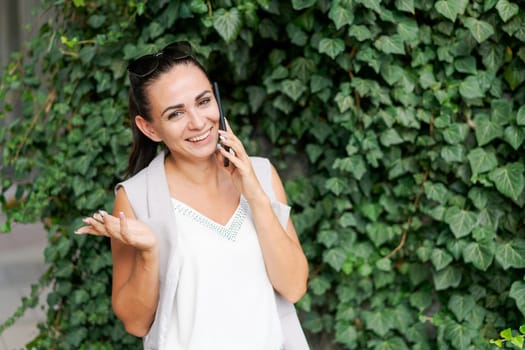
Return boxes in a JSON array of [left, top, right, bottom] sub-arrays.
[[213, 82, 230, 167]]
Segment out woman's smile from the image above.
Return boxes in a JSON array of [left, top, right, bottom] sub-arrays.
[[186, 127, 213, 143]]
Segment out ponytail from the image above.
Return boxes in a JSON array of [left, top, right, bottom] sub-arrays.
[[124, 88, 160, 178]]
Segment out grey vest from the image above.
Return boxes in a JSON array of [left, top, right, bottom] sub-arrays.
[[117, 152, 309, 349]]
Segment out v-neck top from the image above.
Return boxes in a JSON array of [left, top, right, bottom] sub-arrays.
[[164, 196, 284, 349]]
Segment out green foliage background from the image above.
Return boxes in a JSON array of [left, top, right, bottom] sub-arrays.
[[1, 0, 525, 349]]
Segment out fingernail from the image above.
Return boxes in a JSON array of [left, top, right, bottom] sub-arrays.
[[74, 230, 83, 235], [219, 135, 227, 141]]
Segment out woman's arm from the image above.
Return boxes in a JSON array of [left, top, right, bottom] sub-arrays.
[[217, 129, 308, 302], [246, 164, 309, 303], [76, 188, 160, 337]]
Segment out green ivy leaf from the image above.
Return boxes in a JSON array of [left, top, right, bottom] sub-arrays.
[[366, 223, 397, 247], [373, 337, 409, 350], [479, 42, 504, 71], [445, 207, 478, 238], [356, 0, 381, 13], [491, 98, 513, 125], [318, 38, 346, 59], [467, 148, 498, 176], [310, 74, 332, 93], [509, 281, 525, 317], [444, 321, 477, 349], [496, 0, 519, 22], [462, 241, 494, 271], [310, 275, 331, 295], [363, 309, 395, 337], [88, 15, 106, 29], [431, 248, 454, 270], [459, 76, 485, 99], [454, 56, 477, 74], [213, 8, 242, 43], [334, 156, 367, 179], [380, 129, 404, 146], [488, 162, 525, 200], [495, 239, 525, 269], [305, 144, 323, 163], [246, 86, 266, 112], [375, 34, 405, 55], [441, 144, 465, 163], [424, 182, 450, 204], [381, 64, 404, 86], [190, 0, 208, 14], [318, 229, 338, 248], [448, 294, 476, 322], [328, 3, 354, 30], [463, 17, 495, 43], [503, 125, 525, 150], [410, 290, 432, 311], [517, 105, 525, 125], [326, 177, 346, 196], [376, 258, 392, 272], [504, 61, 525, 90], [435, 0, 460, 21], [348, 25, 374, 42], [334, 91, 355, 113], [323, 247, 347, 271], [434, 265, 462, 290], [291, 0, 316, 10], [474, 114, 504, 146], [397, 17, 419, 42], [281, 79, 306, 101], [395, 0, 415, 14], [286, 23, 308, 46]]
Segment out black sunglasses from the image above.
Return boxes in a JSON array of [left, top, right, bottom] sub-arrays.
[[127, 41, 193, 78]]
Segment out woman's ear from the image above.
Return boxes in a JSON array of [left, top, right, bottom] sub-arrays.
[[135, 115, 162, 142]]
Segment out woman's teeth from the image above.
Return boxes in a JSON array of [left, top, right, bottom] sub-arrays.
[[188, 129, 211, 142]]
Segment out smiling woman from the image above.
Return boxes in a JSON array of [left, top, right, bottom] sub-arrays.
[[74, 41, 310, 350]]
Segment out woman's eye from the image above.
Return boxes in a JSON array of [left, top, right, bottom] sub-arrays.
[[168, 111, 183, 119], [199, 98, 211, 106]]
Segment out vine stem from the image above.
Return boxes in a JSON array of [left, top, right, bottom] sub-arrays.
[[13, 89, 57, 162], [207, 0, 213, 16], [384, 169, 429, 259]]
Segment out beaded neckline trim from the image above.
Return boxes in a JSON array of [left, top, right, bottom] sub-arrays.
[[171, 198, 248, 242]]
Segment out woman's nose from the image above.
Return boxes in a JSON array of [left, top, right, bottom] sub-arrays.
[[187, 108, 206, 129]]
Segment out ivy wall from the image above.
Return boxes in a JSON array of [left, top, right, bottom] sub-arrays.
[[1, 0, 524, 349]]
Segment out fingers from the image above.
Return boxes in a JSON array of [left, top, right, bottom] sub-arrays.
[[75, 210, 117, 238], [118, 211, 129, 243], [218, 130, 248, 162]]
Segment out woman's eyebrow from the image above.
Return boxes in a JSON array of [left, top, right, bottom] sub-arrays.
[[160, 90, 212, 117]]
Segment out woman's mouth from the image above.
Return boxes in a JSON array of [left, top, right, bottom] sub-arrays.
[[187, 128, 212, 142]]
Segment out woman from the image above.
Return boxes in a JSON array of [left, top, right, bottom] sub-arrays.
[[75, 41, 309, 349]]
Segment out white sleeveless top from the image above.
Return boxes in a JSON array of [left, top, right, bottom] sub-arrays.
[[164, 196, 284, 349]]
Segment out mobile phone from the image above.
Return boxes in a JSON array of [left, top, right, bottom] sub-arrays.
[[213, 82, 230, 167]]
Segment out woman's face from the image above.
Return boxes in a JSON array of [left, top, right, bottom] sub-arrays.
[[143, 63, 220, 162]]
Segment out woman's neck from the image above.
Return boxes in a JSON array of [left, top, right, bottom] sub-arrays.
[[164, 153, 221, 187]]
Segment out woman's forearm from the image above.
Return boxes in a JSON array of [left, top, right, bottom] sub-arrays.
[[112, 249, 160, 337], [248, 195, 309, 303]]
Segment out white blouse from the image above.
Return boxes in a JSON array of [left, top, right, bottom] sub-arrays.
[[164, 197, 284, 349]]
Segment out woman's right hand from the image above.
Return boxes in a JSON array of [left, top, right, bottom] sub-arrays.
[[75, 211, 157, 252]]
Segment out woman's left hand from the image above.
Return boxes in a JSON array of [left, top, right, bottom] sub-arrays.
[[215, 127, 264, 201]]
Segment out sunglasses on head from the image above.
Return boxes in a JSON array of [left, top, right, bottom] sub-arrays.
[[127, 41, 193, 78]]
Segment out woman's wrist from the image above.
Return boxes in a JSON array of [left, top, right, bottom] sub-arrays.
[[138, 245, 159, 263]]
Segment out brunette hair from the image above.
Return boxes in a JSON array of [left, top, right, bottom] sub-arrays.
[[125, 49, 210, 177]]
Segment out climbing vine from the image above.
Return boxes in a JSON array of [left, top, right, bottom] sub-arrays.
[[1, 0, 524, 349]]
